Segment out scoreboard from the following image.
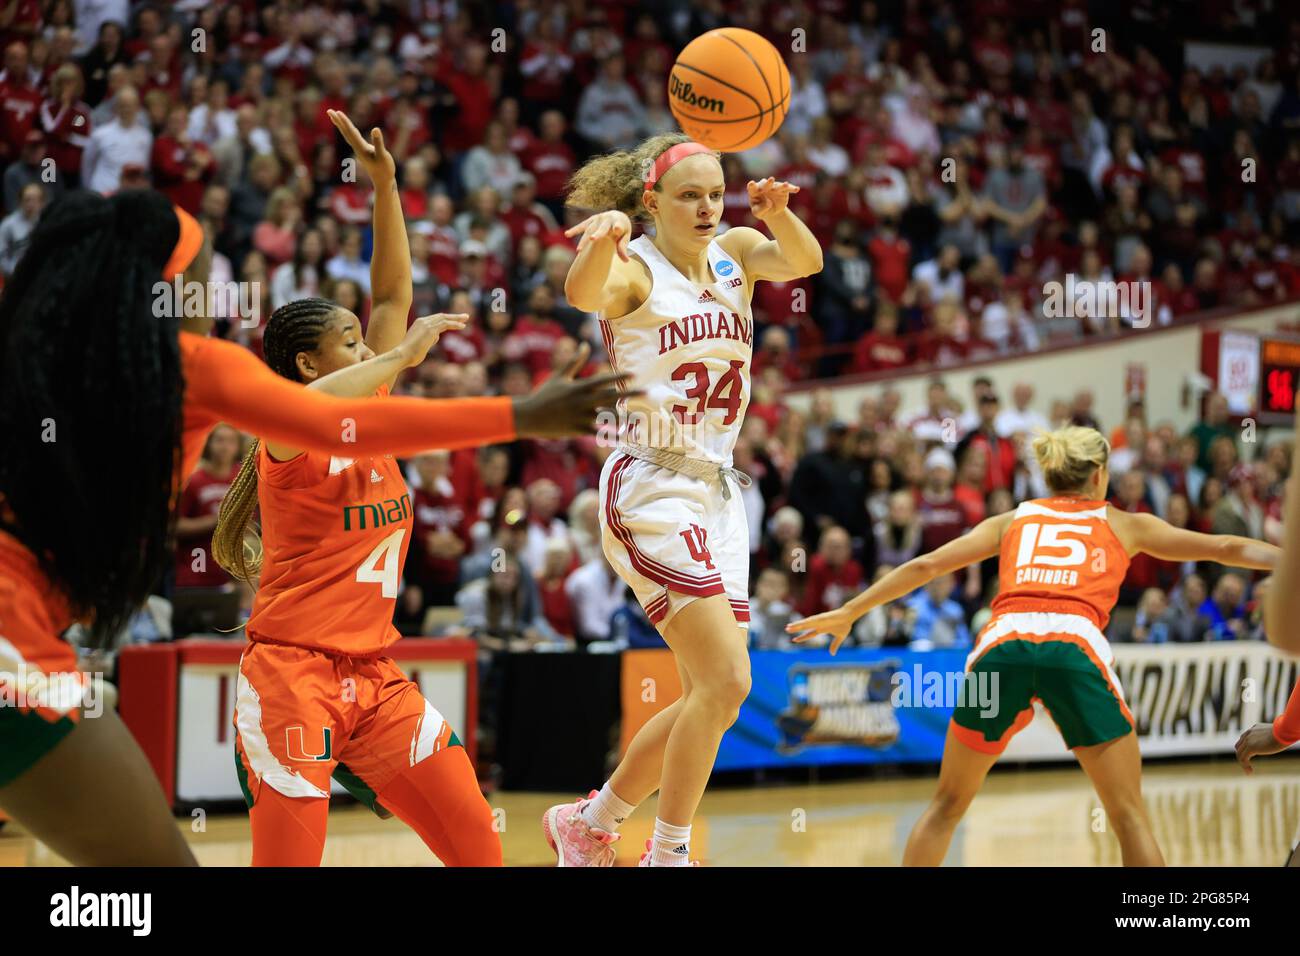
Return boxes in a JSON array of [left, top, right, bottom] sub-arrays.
[[1260, 336, 1300, 422]]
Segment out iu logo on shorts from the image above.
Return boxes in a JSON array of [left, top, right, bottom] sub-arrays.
[[680, 523, 715, 570], [286, 726, 333, 762]]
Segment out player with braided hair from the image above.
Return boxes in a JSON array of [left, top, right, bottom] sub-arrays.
[[212, 111, 501, 866]]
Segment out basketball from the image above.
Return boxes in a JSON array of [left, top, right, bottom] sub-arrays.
[[667, 28, 790, 153]]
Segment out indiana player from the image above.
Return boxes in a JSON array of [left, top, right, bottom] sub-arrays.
[[543, 134, 822, 866], [789, 426, 1280, 866]]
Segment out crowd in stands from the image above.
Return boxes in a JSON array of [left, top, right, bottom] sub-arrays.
[[2, 1, 1296, 655]]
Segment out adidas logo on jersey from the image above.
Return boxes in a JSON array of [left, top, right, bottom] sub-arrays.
[[697, 288, 715, 303], [370, 468, 383, 483]]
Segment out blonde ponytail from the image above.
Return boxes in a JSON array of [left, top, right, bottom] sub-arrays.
[[1032, 426, 1110, 493], [212, 440, 264, 584], [565, 133, 715, 220]]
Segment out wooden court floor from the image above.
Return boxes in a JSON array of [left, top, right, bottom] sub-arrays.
[[5, 757, 1298, 866]]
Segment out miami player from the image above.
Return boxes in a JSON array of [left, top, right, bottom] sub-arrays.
[[789, 426, 1280, 866], [210, 109, 509, 866], [542, 134, 822, 866], [0, 179, 623, 862]]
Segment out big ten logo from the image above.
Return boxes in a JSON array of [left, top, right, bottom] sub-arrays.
[[192, 808, 207, 833], [680, 523, 715, 569]]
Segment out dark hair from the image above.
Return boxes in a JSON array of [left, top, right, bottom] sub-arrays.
[[0, 188, 183, 643], [213, 296, 340, 582]]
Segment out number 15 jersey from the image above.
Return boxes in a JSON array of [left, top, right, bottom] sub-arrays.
[[989, 497, 1131, 631], [247, 386, 413, 656], [599, 235, 753, 466]]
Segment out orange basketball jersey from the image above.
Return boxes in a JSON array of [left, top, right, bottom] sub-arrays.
[[247, 389, 412, 656], [989, 497, 1130, 630]]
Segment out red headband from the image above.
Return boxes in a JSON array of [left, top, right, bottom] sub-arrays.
[[644, 142, 715, 190]]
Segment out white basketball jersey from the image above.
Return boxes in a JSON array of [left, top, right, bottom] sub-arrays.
[[598, 235, 753, 466]]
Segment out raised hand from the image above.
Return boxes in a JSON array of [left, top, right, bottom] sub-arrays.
[[786, 607, 856, 655], [512, 341, 637, 438], [327, 108, 396, 185], [747, 177, 800, 220], [398, 313, 468, 367], [1235, 723, 1288, 775], [565, 210, 632, 261]]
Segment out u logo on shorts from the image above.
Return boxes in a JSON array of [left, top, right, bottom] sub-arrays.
[[680, 523, 715, 570], [285, 725, 333, 762]]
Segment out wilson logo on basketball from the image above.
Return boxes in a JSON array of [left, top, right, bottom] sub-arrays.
[[669, 75, 725, 114]]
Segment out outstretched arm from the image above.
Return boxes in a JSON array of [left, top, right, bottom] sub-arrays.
[[184, 333, 514, 471], [1119, 509, 1280, 570], [787, 512, 1013, 654], [563, 210, 637, 314], [722, 179, 823, 281], [327, 109, 411, 375], [260, 313, 467, 461], [183, 335, 628, 475]]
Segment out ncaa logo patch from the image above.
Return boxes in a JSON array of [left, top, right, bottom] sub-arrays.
[[716, 260, 734, 276]]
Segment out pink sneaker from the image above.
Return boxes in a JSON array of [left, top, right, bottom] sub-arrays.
[[637, 839, 700, 867], [542, 791, 620, 867]]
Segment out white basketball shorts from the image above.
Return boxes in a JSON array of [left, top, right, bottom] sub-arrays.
[[599, 449, 750, 631]]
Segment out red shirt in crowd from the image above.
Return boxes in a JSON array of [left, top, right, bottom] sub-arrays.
[[799, 554, 865, 617], [174, 463, 240, 587], [411, 479, 471, 590], [851, 329, 911, 373]]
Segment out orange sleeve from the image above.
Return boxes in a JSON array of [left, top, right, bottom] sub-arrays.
[[182, 334, 516, 462], [1273, 679, 1300, 748]]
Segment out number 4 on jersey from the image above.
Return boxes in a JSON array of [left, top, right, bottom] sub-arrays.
[[356, 528, 406, 598]]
